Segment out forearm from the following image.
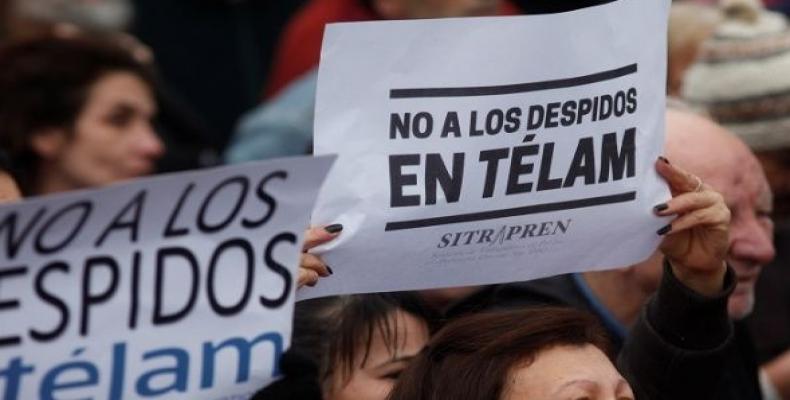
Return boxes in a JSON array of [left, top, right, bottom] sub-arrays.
[[617, 261, 735, 399], [649, 259, 734, 349]]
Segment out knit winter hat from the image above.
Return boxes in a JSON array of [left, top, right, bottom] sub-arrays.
[[682, 0, 790, 151]]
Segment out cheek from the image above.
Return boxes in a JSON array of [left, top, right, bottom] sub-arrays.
[[57, 138, 119, 185], [72, 139, 116, 168]]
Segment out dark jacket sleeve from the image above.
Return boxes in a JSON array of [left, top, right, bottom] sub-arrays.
[[617, 261, 736, 400]]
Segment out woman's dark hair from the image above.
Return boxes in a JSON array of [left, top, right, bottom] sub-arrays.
[[387, 307, 611, 400], [0, 34, 156, 194], [293, 292, 436, 389]]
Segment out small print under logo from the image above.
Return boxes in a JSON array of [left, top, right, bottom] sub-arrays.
[[437, 219, 571, 248]]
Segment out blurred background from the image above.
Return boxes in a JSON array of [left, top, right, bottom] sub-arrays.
[[0, 0, 782, 168]]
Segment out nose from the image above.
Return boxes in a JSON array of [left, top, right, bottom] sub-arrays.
[[729, 213, 776, 267], [135, 122, 165, 160]]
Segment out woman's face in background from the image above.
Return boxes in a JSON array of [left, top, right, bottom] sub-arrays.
[[325, 309, 429, 400], [34, 71, 164, 194]]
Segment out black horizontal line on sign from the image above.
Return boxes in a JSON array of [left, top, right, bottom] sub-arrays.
[[384, 191, 637, 231], [389, 63, 638, 99]]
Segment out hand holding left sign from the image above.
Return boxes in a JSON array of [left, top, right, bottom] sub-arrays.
[[654, 157, 730, 297], [298, 224, 343, 288]]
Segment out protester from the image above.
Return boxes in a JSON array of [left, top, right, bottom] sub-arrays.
[[287, 148, 734, 399], [261, 0, 615, 100], [0, 35, 333, 329], [681, 1, 790, 396], [0, 35, 164, 196], [1, 0, 217, 175], [443, 109, 763, 399], [261, 0, 519, 100], [225, 0, 516, 163], [643, 109, 773, 399], [224, 0, 633, 163], [319, 294, 433, 400], [253, 292, 434, 400], [388, 307, 632, 400]]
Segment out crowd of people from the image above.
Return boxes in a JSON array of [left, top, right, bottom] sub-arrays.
[[0, 0, 789, 399]]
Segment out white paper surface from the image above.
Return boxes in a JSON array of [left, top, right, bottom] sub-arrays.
[[0, 156, 334, 399], [304, 0, 672, 299]]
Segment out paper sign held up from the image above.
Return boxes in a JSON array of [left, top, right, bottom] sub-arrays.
[[303, 0, 671, 299], [0, 155, 334, 399]]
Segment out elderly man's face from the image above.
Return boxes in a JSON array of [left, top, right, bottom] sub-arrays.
[[705, 150, 774, 319], [666, 110, 775, 319]]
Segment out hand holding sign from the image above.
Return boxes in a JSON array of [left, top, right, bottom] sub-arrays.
[[654, 157, 731, 296], [298, 224, 343, 288]]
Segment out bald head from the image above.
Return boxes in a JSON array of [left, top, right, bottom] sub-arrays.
[[666, 109, 758, 185], [665, 109, 775, 319]]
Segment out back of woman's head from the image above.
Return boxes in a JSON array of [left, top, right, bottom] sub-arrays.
[[387, 307, 610, 400], [0, 34, 155, 193]]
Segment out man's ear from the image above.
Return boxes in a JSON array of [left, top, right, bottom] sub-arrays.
[[372, 0, 407, 19], [30, 128, 68, 160]]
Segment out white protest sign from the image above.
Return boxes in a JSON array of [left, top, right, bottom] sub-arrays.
[[0, 155, 334, 399], [303, 0, 671, 299]]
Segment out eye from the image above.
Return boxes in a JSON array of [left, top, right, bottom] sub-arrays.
[[105, 112, 132, 128], [104, 106, 136, 128], [381, 370, 402, 380]]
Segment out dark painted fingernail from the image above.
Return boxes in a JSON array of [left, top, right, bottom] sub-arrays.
[[656, 224, 672, 235], [653, 203, 668, 213], [327, 266, 334, 275], [658, 156, 670, 164], [325, 224, 343, 234]]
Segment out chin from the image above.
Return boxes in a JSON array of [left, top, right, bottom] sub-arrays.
[[727, 292, 755, 320]]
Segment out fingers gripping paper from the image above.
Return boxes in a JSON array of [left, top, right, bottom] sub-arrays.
[[304, 0, 671, 299], [0, 156, 334, 399]]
